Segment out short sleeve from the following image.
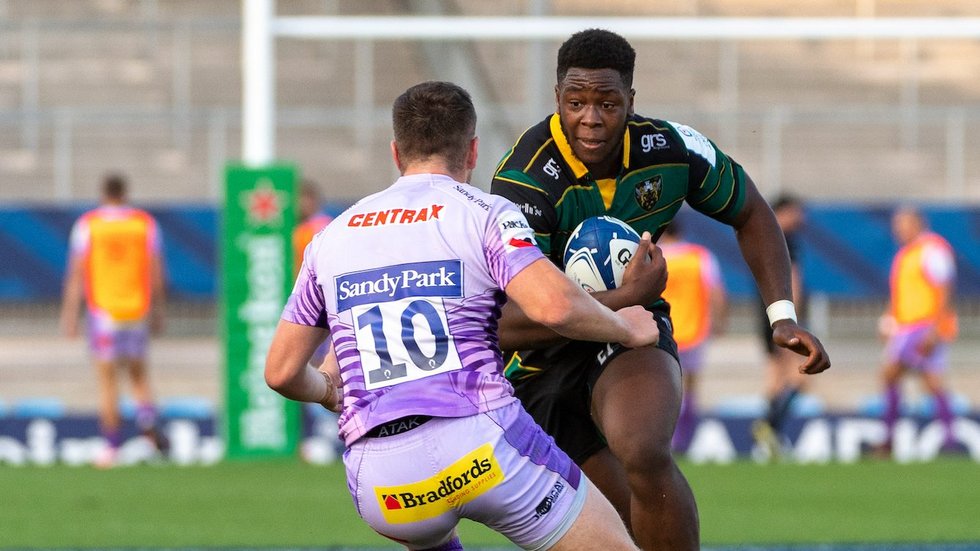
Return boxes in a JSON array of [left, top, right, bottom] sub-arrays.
[[147, 216, 162, 253], [667, 121, 746, 225], [701, 249, 722, 289], [281, 241, 329, 328], [490, 171, 557, 258], [483, 199, 545, 290], [921, 242, 955, 285], [68, 217, 90, 257]]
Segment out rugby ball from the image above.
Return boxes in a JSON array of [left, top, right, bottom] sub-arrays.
[[563, 216, 641, 293]]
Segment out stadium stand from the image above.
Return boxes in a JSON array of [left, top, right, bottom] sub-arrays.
[[0, 0, 978, 202]]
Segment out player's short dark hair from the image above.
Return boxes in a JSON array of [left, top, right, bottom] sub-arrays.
[[772, 193, 803, 213], [392, 81, 476, 173], [300, 179, 321, 200], [557, 29, 636, 88], [102, 173, 127, 200]]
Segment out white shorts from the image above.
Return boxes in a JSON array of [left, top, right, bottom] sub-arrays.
[[343, 401, 587, 550]]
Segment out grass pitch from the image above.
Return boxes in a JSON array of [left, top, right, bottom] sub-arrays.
[[1, 458, 978, 548]]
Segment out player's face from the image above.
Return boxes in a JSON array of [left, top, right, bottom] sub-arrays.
[[891, 210, 921, 245], [299, 193, 316, 220], [555, 68, 634, 173], [776, 205, 805, 233]]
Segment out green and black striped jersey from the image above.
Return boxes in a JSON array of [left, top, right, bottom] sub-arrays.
[[490, 113, 747, 381], [491, 113, 746, 267]]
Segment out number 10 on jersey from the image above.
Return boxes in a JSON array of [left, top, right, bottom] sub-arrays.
[[353, 298, 463, 390]]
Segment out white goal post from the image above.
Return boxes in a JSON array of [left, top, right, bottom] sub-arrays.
[[241, 0, 980, 166]]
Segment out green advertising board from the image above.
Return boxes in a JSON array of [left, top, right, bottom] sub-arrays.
[[222, 164, 300, 459]]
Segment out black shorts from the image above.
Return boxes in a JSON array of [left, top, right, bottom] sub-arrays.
[[508, 308, 679, 464]]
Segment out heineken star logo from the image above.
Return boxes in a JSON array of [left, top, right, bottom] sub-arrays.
[[242, 180, 287, 227]]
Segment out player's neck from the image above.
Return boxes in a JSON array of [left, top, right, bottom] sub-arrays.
[[585, 148, 623, 180], [401, 162, 469, 184]]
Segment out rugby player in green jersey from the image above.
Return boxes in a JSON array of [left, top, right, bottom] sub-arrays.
[[491, 29, 831, 550]]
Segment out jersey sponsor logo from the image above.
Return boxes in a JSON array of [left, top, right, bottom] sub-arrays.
[[371, 415, 428, 437], [375, 443, 504, 524], [596, 342, 616, 364], [640, 133, 669, 152], [634, 175, 663, 211], [347, 204, 444, 227], [519, 202, 543, 218], [453, 185, 492, 211], [667, 121, 717, 167], [336, 260, 463, 311], [532, 480, 566, 521], [543, 158, 562, 180], [497, 210, 537, 253], [500, 219, 530, 231]]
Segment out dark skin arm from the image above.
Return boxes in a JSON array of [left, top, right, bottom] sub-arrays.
[[733, 175, 830, 375], [497, 231, 667, 350]]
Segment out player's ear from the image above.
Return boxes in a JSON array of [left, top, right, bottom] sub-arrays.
[[628, 89, 635, 116], [554, 84, 561, 111], [467, 136, 479, 170], [390, 140, 403, 173]]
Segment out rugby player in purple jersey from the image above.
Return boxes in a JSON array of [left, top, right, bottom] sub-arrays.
[[265, 81, 662, 551]]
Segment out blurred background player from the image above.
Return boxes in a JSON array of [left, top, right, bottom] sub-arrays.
[[292, 180, 334, 276], [875, 205, 959, 456], [291, 179, 335, 459], [59, 173, 168, 468], [752, 194, 808, 459], [659, 221, 727, 454]]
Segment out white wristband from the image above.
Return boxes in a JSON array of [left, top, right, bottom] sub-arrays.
[[766, 300, 797, 327]]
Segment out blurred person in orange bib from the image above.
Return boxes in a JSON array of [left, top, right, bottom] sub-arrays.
[[752, 194, 809, 459], [659, 221, 727, 454], [876, 205, 959, 456], [292, 180, 334, 277], [60, 173, 168, 468]]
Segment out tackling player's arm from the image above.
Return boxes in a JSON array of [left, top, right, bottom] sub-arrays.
[[504, 257, 659, 349], [265, 240, 341, 412], [265, 320, 340, 411], [491, 170, 667, 351], [497, 231, 665, 350], [730, 174, 830, 374]]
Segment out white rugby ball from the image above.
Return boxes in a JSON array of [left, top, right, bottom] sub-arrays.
[[563, 216, 641, 293]]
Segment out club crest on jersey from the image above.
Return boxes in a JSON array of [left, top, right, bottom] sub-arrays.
[[634, 175, 662, 211]]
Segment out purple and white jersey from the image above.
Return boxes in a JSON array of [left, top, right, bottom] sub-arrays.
[[281, 173, 544, 445]]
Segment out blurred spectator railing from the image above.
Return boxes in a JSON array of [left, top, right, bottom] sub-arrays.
[[1, 15, 979, 202]]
